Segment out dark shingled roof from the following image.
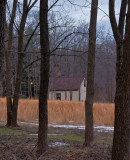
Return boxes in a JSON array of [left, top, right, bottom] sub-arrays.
[[49, 77, 84, 91]]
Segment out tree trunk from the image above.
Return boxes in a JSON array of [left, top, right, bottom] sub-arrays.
[[11, 0, 28, 127], [109, 0, 130, 159], [5, 0, 18, 127], [0, 0, 6, 97], [37, 0, 50, 155], [84, 0, 98, 146], [111, 2, 130, 159], [10, 0, 38, 127]]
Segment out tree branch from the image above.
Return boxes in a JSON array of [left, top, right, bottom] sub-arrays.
[[7, 2, 19, 32], [118, 0, 127, 37], [27, 0, 38, 12], [24, 22, 40, 51], [48, 0, 59, 11], [109, 0, 122, 44]]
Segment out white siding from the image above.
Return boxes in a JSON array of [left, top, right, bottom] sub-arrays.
[[79, 79, 86, 101], [49, 90, 80, 101]]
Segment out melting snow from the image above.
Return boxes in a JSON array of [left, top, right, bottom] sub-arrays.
[[49, 142, 70, 147], [30, 134, 38, 136], [94, 126, 114, 131], [30, 133, 64, 136], [19, 122, 114, 132], [48, 134, 64, 135]]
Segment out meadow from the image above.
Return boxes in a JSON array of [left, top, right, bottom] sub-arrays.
[[0, 99, 114, 126]]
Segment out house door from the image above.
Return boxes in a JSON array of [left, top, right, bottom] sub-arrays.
[[56, 93, 61, 100]]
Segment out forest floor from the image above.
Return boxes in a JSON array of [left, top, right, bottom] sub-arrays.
[[0, 120, 113, 160]]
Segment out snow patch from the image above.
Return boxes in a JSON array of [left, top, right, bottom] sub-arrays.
[[30, 133, 64, 136], [48, 124, 114, 132], [30, 134, 38, 136], [94, 126, 114, 131], [19, 121, 114, 132], [49, 142, 69, 147]]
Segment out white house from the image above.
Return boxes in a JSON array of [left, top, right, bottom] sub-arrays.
[[48, 77, 86, 102]]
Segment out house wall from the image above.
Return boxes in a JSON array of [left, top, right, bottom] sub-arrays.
[[79, 79, 86, 102], [48, 90, 79, 101], [48, 79, 87, 102]]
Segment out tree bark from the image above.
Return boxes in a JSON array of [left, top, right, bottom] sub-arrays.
[[11, 0, 28, 127], [37, 0, 50, 155], [8, 0, 38, 127], [109, 0, 130, 159], [84, 0, 98, 146], [0, 0, 6, 97], [112, 16, 130, 160], [5, 0, 18, 127]]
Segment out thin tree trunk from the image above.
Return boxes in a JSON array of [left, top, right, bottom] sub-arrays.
[[0, 0, 6, 97], [5, 0, 18, 127], [84, 0, 98, 146], [10, 0, 38, 127], [37, 0, 50, 155], [12, 0, 28, 126]]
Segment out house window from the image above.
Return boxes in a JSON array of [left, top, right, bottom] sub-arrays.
[[70, 91, 72, 101], [56, 93, 61, 100], [84, 79, 86, 87]]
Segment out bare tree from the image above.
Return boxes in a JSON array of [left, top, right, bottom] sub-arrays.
[[0, 0, 6, 97], [109, 0, 130, 159], [12, 0, 30, 126], [37, 0, 50, 155], [6, 0, 18, 126], [5, 0, 38, 127], [84, 0, 98, 146]]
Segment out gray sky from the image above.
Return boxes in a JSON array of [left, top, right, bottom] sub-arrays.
[[13, 0, 122, 32], [53, 0, 121, 31]]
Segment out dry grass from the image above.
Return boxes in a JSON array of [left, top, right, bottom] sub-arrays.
[[0, 98, 114, 126]]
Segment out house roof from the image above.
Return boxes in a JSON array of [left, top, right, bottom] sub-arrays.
[[49, 77, 84, 91]]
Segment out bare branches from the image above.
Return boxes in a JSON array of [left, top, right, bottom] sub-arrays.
[[24, 22, 40, 51], [48, 0, 60, 11], [67, 0, 90, 8], [8, 0, 18, 48], [27, 0, 38, 12], [109, 0, 122, 44], [22, 51, 87, 72], [7, 2, 19, 32], [67, 0, 109, 18]]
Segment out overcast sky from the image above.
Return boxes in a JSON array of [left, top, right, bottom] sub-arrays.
[[11, 0, 121, 32], [52, 0, 121, 31]]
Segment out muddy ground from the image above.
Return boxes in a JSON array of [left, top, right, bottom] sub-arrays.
[[0, 121, 113, 160]]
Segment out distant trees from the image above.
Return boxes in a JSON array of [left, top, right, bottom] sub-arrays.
[[0, 0, 7, 97], [109, 0, 130, 159], [84, 0, 98, 146]]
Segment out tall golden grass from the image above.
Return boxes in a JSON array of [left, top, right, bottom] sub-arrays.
[[0, 98, 114, 126]]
